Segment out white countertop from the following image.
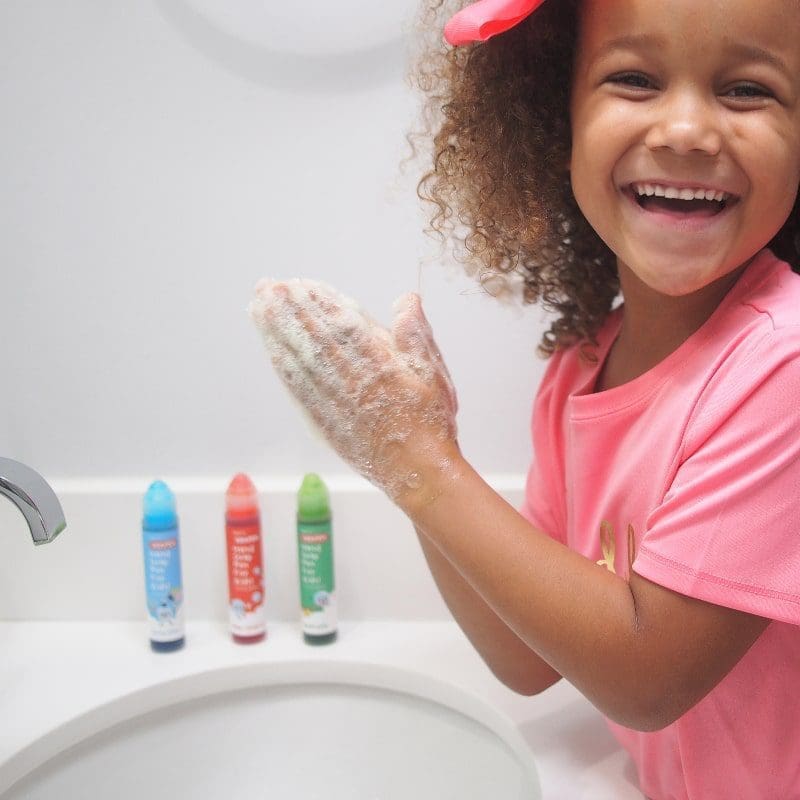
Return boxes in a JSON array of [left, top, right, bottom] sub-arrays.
[[0, 620, 643, 799]]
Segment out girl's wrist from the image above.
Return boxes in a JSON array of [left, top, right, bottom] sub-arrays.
[[392, 439, 469, 521]]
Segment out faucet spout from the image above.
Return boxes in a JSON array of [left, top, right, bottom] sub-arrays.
[[0, 458, 66, 545]]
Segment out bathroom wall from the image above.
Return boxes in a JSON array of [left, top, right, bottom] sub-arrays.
[[0, 0, 551, 483], [0, 3, 552, 620], [0, 476, 524, 621]]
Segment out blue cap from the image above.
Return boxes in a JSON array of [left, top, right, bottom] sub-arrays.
[[143, 480, 178, 531]]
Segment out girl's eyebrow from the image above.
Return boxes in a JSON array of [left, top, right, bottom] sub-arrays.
[[590, 34, 791, 81], [590, 33, 666, 63], [723, 43, 791, 80]]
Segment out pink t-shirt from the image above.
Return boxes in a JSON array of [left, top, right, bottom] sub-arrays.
[[520, 249, 800, 800]]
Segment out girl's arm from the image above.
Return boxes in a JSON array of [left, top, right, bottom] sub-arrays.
[[250, 284, 769, 732], [399, 448, 769, 731], [414, 522, 562, 695]]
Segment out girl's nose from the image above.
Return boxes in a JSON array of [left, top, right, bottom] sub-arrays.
[[644, 92, 723, 157]]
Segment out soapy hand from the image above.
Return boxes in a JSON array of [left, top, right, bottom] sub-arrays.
[[249, 280, 459, 502]]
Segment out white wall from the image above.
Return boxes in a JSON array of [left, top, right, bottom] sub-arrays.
[[0, 0, 550, 485], [0, 477, 525, 621]]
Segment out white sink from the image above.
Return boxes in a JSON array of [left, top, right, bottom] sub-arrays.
[[2, 664, 542, 800]]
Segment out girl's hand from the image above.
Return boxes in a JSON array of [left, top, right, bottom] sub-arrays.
[[249, 279, 460, 504]]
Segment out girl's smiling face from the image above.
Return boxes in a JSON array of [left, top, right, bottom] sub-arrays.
[[569, 0, 800, 298]]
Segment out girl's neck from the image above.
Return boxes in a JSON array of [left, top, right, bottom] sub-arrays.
[[596, 260, 749, 392]]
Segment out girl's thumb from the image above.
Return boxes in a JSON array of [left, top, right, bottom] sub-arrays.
[[391, 292, 430, 355]]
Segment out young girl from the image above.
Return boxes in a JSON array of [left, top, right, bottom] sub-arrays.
[[249, 0, 800, 796]]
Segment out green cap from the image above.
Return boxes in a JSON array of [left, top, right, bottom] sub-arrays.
[[297, 473, 330, 523]]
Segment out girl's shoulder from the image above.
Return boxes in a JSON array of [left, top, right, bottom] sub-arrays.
[[680, 251, 800, 444], [734, 248, 800, 334], [535, 250, 800, 410]]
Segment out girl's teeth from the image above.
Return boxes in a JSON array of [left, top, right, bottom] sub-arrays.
[[633, 184, 729, 202]]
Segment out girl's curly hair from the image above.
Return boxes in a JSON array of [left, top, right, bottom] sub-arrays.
[[406, 0, 800, 357]]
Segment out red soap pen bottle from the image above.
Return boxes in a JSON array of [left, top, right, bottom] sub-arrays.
[[225, 473, 266, 644]]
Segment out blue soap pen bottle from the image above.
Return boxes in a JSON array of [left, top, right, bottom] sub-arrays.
[[142, 480, 185, 652]]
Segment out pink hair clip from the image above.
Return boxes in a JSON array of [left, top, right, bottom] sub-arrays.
[[444, 0, 547, 46]]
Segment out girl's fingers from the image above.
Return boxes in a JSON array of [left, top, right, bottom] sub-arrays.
[[257, 281, 368, 398], [253, 279, 410, 420], [265, 332, 341, 429], [253, 285, 344, 398], [252, 279, 461, 496], [272, 281, 395, 385]]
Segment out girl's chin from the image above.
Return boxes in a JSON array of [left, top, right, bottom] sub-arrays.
[[635, 267, 745, 302], [643, 274, 711, 297], [616, 252, 743, 298]]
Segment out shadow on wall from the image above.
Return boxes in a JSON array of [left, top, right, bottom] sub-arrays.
[[155, 0, 414, 94]]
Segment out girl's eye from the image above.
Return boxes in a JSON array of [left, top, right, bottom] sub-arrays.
[[607, 72, 655, 90], [725, 83, 773, 100]]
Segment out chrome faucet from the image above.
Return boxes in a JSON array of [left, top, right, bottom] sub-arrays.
[[0, 458, 66, 545]]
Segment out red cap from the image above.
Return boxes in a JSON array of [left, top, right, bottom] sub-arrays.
[[226, 473, 259, 519]]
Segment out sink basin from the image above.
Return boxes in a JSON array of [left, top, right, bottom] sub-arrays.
[[2, 663, 542, 799]]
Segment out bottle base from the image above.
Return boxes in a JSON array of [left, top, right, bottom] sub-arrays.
[[150, 637, 185, 652], [233, 631, 267, 645], [303, 631, 337, 645]]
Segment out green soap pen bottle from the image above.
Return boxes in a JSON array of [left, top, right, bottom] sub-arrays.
[[297, 473, 337, 645]]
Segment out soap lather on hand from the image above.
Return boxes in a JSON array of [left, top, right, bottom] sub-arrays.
[[248, 279, 459, 504]]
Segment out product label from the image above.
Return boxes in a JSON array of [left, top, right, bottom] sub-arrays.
[[143, 528, 184, 642], [226, 520, 266, 637], [298, 521, 336, 635]]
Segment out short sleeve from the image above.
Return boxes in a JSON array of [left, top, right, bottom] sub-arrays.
[[518, 355, 567, 545], [520, 445, 564, 543], [634, 332, 800, 625]]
